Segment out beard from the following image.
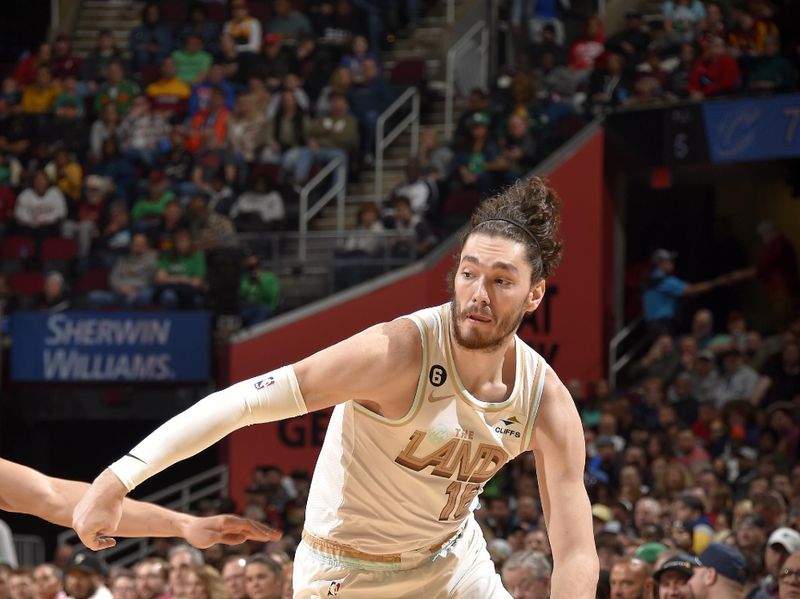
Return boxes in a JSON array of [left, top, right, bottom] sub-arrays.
[[450, 296, 528, 352]]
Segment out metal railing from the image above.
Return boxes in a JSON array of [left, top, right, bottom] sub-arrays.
[[374, 87, 420, 201], [13, 534, 45, 566], [57, 465, 228, 566], [608, 318, 646, 391], [444, 20, 489, 141], [239, 229, 418, 268], [298, 158, 347, 262]]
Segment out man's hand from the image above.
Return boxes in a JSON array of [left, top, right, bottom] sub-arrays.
[[180, 514, 282, 548], [72, 468, 127, 551]]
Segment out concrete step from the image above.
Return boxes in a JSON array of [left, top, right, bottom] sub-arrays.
[[79, 8, 141, 19], [73, 30, 132, 41]]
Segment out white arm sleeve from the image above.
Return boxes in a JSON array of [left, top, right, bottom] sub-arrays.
[[109, 365, 307, 491]]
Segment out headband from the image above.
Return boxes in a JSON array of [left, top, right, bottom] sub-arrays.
[[475, 218, 542, 256]]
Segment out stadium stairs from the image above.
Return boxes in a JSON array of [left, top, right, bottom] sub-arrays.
[[67, 0, 474, 313]]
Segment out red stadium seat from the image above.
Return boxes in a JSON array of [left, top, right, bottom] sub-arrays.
[[206, 2, 227, 22], [0, 235, 35, 260], [158, 0, 188, 24], [139, 64, 162, 86], [77, 268, 110, 292], [40, 237, 78, 261], [9, 272, 45, 296], [250, 163, 281, 186], [247, 1, 270, 22], [390, 59, 426, 86], [443, 190, 482, 216]]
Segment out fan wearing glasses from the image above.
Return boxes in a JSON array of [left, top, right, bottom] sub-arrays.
[[780, 552, 800, 599]]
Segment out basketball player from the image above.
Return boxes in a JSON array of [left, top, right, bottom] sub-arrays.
[[0, 458, 278, 548], [73, 177, 599, 597]]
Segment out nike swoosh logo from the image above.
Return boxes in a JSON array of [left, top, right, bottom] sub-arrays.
[[428, 391, 455, 403]]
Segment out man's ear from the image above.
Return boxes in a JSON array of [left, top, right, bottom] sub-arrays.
[[526, 280, 546, 313]]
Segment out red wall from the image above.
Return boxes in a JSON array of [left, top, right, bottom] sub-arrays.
[[224, 129, 607, 509]]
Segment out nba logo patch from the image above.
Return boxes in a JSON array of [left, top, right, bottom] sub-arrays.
[[254, 377, 275, 390], [326, 581, 341, 596]]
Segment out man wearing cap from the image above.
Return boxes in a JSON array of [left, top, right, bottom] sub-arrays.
[[749, 528, 800, 599], [654, 553, 698, 599], [692, 350, 721, 404], [63, 553, 110, 599], [778, 550, 800, 599], [687, 543, 747, 598], [642, 249, 725, 334], [593, 504, 613, 536], [712, 346, 759, 408]]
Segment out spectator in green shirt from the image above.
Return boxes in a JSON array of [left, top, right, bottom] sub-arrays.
[[93, 60, 140, 115], [171, 33, 213, 85], [131, 171, 176, 223], [240, 252, 280, 326], [154, 228, 207, 309]]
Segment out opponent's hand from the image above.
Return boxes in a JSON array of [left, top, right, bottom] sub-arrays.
[[72, 468, 127, 551], [181, 514, 282, 548]]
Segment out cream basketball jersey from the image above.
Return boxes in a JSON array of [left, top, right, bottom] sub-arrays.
[[304, 303, 548, 555]]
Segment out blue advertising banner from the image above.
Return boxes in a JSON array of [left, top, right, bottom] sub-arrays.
[[10, 312, 210, 382], [704, 93, 800, 163]]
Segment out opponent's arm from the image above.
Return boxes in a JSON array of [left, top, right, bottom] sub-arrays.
[[73, 318, 421, 549], [529, 368, 599, 599], [0, 458, 277, 548]]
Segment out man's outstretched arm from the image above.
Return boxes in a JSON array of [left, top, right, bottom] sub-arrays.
[[73, 318, 422, 550], [0, 458, 277, 548], [530, 368, 599, 599]]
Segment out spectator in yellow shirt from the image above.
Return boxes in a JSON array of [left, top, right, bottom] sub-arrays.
[[145, 57, 191, 116], [22, 66, 61, 114], [45, 148, 83, 204]]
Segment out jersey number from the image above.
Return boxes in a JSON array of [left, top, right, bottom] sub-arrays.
[[439, 481, 481, 521]]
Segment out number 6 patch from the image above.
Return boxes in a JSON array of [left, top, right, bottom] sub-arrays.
[[429, 365, 447, 387]]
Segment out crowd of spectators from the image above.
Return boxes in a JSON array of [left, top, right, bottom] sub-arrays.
[[507, 0, 798, 115], [0, 0, 431, 323]]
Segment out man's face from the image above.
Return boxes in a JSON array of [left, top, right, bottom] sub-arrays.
[[33, 567, 61, 599], [243, 563, 279, 599], [222, 560, 246, 599], [658, 570, 693, 599], [8, 575, 34, 599], [161, 59, 177, 79], [736, 521, 766, 550], [610, 562, 648, 599], [135, 563, 166, 599], [686, 567, 714, 599], [64, 571, 95, 599], [779, 552, 800, 599], [112, 577, 137, 599], [501, 568, 549, 599], [107, 63, 123, 84], [768, 544, 791, 577], [635, 500, 660, 531], [525, 529, 550, 554], [330, 96, 347, 116], [677, 431, 695, 454], [0, 569, 9, 599], [131, 234, 149, 256], [451, 233, 540, 352]]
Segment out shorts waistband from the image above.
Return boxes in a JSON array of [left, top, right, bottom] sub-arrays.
[[301, 526, 465, 572]]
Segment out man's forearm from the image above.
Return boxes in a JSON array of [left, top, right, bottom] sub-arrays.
[[551, 553, 600, 599], [49, 474, 193, 538], [109, 366, 307, 491]]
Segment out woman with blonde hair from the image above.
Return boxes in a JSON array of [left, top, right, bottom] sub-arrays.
[[179, 565, 228, 599], [659, 461, 694, 500]]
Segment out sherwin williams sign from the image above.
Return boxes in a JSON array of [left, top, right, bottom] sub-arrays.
[[10, 312, 210, 382]]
